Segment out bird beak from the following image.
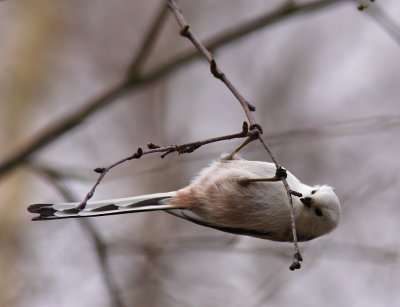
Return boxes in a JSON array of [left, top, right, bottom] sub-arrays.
[[300, 197, 312, 208]]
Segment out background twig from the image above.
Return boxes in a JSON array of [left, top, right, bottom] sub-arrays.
[[0, 0, 346, 179], [30, 165, 124, 307]]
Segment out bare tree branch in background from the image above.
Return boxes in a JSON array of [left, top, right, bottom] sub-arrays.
[[27, 114, 400, 185], [0, 0, 347, 178], [126, 3, 169, 78], [2, 0, 399, 305], [30, 164, 124, 307], [268, 114, 400, 145]]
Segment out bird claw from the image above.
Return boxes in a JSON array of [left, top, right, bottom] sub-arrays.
[[289, 252, 303, 271]]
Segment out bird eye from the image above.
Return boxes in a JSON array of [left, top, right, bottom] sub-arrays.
[[311, 190, 317, 195], [314, 208, 323, 217]]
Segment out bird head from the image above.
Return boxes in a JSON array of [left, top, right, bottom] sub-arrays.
[[296, 185, 341, 241]]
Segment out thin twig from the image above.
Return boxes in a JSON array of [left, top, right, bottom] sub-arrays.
[[257, 137, 301, 270], [166, 0, 257, 126], [167, 0, 302, 270], [77, 122, 258, 209], [0, 81, 131, 178], [0, 0, 345, 179], [126, 2, 169, 79], [27, 114, 400, 184], [269, 114, 400, 144], [142, 0, 346, 84], [29, 165, 124, 307]]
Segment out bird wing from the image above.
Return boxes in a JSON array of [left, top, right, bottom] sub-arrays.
[[167, 209, 275, 238]]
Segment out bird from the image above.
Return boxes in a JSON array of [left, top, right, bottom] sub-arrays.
[[28, 155, 341, 242]]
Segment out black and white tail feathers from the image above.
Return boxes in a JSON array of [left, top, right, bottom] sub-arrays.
[[28, 192, 180, 221]]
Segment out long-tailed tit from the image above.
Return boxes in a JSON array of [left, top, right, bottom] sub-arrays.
[[28, 155, 340, 242]]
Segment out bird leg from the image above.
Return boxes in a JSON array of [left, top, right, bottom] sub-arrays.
[[238, 166, 288, 186], [237, 168, 303, 197], [223, 137, 254, 161]]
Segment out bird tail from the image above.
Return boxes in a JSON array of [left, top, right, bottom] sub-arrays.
[[28, 191, 179, 221]]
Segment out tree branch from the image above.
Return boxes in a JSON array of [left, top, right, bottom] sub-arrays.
[[126, 2, 169, 79], [77, 122, 258, 209], [142, 0, 346, 84], [0, 0, 346, 178], [166, 0, 257, 126], [29, 164, 124, 307], [166, 0, 302, 270], [0, 82, 131, 178]]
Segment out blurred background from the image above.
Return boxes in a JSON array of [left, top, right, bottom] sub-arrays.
[[1, 0, 400, 306]]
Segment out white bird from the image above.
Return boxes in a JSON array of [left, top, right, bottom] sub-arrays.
[[28, 155, 341, 242]]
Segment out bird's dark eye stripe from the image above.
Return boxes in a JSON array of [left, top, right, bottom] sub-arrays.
[[311, 190, 317, 195], [315, 208, 323, 217]]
